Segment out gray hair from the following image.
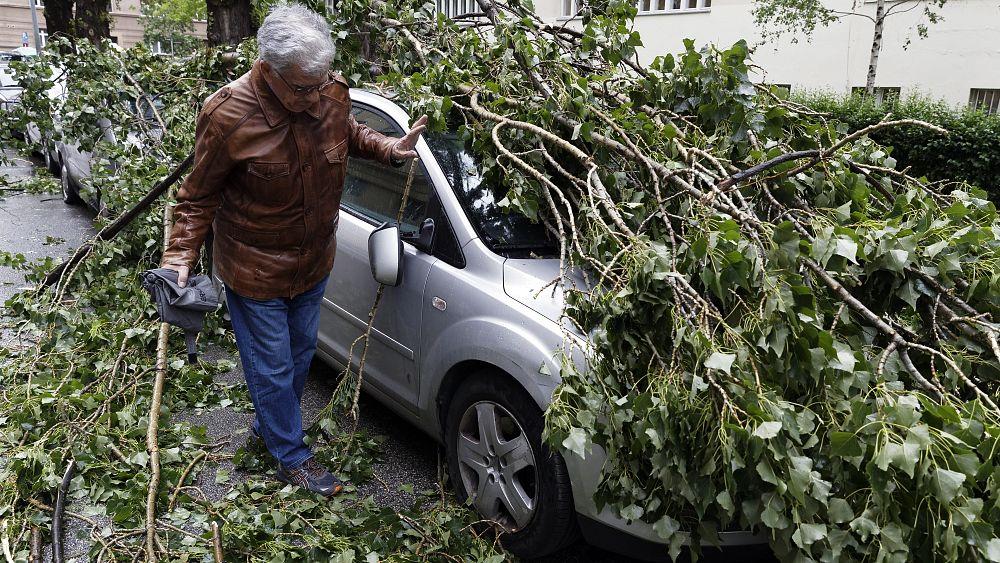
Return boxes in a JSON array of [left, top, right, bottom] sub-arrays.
[[257, 3, 335, 78]]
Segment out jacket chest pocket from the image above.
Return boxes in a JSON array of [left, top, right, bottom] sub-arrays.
[[323, 139, 348, 166], [245, 160, 295, 205], [320, 139, 349, 197]]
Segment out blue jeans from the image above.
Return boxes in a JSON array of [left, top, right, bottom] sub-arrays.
[[225, 275, 328, 469]]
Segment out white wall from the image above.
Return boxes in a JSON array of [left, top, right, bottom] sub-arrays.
[[536, 0, 1000, 106]]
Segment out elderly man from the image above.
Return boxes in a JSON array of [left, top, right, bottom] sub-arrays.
[[161, 3, 427, 496]]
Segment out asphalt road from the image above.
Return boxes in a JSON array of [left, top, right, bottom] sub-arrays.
[[0, 150, 773, 562]]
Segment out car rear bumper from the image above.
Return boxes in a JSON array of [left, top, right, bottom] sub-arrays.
[[562, 443, 765, 559]]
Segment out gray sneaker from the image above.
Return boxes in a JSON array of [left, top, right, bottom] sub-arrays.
[[277, 458, 345, 497]]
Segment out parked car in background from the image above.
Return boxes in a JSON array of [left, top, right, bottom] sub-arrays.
[[1, 48, 40, 133], [193, 89, 762, 560], [0, 52, 27, 127], [24, 67, 66, 175], [53, 93, 163, 211], [0, 66, 20, 115]]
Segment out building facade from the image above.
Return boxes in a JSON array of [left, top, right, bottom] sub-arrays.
[[0, 0, 207, 53], [533, 0, 1000, 110]]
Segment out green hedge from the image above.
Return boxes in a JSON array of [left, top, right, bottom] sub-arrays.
[[795, 92, 1000, 198]]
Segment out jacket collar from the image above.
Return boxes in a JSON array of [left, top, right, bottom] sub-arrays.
[[250, 60, 322, 127]]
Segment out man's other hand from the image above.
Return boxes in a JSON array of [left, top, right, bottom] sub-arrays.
[[163, 264, 190, 288], [391, 114, 429, 161]]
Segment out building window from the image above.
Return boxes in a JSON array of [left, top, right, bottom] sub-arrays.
[[437, 0, 478, 19], [39, 30, 47, 47], [969, 89, 1000, 115], [562, 0, 710, 17], [851, 86, 901, 105]]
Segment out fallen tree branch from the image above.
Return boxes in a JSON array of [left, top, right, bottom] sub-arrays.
[[38, 152, 194, 290], [52, 459, 76, 563]]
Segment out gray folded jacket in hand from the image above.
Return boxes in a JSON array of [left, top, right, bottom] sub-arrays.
[[141, 268, 221, 363]]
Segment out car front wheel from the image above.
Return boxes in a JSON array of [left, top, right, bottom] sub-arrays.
[[43, 138, 58, 175], [445, 373, 578, 558], [61, 162, 81, 205]]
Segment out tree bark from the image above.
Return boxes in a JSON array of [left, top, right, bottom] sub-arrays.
[[206, 0, 257, 46], [74, 0, 111, 45], [42, 0, 75, 47], [865, 0, 886, 96]]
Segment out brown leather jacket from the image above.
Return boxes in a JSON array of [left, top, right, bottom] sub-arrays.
[[161, 60, 399, 299]]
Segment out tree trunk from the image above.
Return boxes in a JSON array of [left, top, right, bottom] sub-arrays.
[[865, 0, 886, 96], [206, 0, 256, 47], [74, 0, 111, 45], [42, 0, 75, 47]]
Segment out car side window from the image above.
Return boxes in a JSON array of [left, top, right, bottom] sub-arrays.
[[341, 105, 432, 237]]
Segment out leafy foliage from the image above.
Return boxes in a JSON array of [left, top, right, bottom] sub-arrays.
[[797, 91, 1000, 198], [141, 0, 207, 53], [751, 0, 949, 45], [2, 1, 999, 561]]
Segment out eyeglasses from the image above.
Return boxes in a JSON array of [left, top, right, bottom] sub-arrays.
[[274, 70, 331, 95]]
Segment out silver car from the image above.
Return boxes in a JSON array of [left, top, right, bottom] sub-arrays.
[[305, 90, 762, 560]]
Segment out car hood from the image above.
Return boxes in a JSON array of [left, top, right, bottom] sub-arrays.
[[502, 258, 589, 324]]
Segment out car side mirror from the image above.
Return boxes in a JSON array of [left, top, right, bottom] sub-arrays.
[[368, 222, 403, 286]]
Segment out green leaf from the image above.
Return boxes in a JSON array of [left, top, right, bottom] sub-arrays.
[[830, 431, 863, 457], [561, 427, 589, 459], [704, 352, 735, 374], [652, 514, 681, 540], [792, 523, 827, 548], [884, 249, 910, 272], [984, 539, 1000, 562], [933, 468, 966, 503], [753, 421, 782, 440], [834, 238, 858, 263], [828, 498, 854, 523]]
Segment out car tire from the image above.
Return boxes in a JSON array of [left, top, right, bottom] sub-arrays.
[[61, 161, 81, 205], [445, 373, 578, 558], [45, 141, 59, 176]]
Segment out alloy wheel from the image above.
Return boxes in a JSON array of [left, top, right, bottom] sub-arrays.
[[61, 163, 70, 199], [456, 401, 537, 531]]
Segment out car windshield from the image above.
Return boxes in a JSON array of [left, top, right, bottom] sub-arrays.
[[425, 130, 558, 258]]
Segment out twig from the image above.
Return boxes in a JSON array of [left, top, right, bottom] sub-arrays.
[[146, 185, 175, 563], [167, 451, 208, 511], [30, 527, 41, 563], [1, 520, 14, 563], [52, 459, 76, 563], [211, 522, 223, 563]]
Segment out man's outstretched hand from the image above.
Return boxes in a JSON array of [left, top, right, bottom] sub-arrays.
[[163, 264, 190, 287], [391, 114, 429, 161]]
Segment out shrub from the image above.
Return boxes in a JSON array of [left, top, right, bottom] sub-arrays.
[[795, 92, 1000, 198]]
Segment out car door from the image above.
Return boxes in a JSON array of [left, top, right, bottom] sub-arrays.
[[318, 102, 438, 411]]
